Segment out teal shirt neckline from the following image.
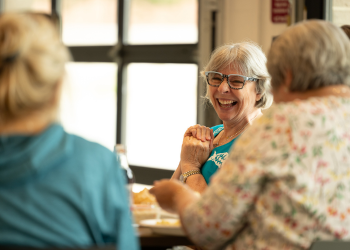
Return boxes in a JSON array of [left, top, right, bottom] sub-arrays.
[[201, 125, 238, 184]]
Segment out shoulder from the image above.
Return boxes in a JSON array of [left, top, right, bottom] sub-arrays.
[[211, 124, 224, 136], [69, 133, 112, 156], [228, 104, 291, 163], [56, 126, 118, 174]]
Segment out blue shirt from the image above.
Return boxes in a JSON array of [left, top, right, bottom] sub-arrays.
[[201, 125, 238, 184], [0, 124, 139, 250]]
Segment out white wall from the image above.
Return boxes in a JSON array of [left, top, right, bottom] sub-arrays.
[[332, 0, 350, 27], [220, 0, 288, 54]]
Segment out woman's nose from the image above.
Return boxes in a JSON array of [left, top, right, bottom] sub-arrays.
[[217, 77, 230, 93]]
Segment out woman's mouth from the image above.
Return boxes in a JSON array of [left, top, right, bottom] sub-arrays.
[[217, 99, 237, 108]]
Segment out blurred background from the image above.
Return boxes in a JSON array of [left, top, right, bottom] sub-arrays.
[[1, 0, 349, 184]]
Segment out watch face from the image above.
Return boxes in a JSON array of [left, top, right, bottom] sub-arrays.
[[179, 174, 185, 183]]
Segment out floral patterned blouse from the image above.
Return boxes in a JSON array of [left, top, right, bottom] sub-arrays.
[[182, 96, 350, 250]]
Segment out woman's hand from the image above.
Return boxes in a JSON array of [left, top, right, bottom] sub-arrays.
[[180, 136, 213, 173], [184, 125, 214, 142], [149, 179, 199, 214]]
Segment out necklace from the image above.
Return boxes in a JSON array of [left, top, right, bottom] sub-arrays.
[[213, 113, 259, 148]]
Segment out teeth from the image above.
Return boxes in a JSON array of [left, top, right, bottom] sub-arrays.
[[218, 99, 235, 104]]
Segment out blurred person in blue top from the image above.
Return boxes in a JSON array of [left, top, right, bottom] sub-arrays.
[[0, 12, 139, 250], [172, 42, 273, 193]]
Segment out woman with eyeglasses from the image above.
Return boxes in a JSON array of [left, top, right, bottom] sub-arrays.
[[0, 13, 139, 249], [171, 42, 273, 193], [151, 20, 350, 250]]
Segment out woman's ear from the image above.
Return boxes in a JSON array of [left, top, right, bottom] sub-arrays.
[[255, 82, 262, 102], [272, 69, 293, 103], [255, 92, 262, 102]]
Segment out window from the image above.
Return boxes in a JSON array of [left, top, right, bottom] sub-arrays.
[[0, 0, 200, 184], [62, 0, 117, 45], [127, 0, 198, 44], [124, 63, 197, 170], [2, 0, 51, 13], [116, 0, 199, 183], [59, 63, 117, 150]]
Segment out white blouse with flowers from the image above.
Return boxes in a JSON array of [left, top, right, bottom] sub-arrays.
[[182, 96, 350, 250]]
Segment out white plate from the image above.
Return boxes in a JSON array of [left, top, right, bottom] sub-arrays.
[[139, 219, 185, 236]]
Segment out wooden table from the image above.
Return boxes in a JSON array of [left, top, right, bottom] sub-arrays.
[[139, 227, 194, 250], [0, 228, 194, 250]]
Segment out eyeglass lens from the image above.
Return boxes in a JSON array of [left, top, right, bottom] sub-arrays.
[[207, 72, 244, 89]]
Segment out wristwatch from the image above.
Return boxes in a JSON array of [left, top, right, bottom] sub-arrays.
[[180, 170, 202, 183]]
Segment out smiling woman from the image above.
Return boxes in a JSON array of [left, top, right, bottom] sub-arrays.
[[171, 42, 273, 193]]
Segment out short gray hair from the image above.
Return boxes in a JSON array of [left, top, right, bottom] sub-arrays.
[[267, 20, 350, 91], [201, 42, 272, 109]]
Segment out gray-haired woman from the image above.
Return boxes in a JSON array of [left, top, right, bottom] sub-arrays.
[[151, 20, 350, 250], [172, 42, 272, 193]]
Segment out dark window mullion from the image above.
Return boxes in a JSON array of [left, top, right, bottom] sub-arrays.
[[130, 165, 173, 185], [68, 46, 114, 62], [122, 44, 198, 64], [51, 0, 62, 33], [116, 0, 126, 145]]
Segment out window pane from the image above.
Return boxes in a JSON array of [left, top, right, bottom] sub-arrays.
[[127, 0, 198, 44], [3, 0, 50, 13], [124, 63, 197, 170], [59, 63, 117, 151], [62, 0, 117, 46], [332, 0, 350, 26]]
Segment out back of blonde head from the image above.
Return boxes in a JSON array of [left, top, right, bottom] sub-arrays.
[[0, 13, 70, 124]]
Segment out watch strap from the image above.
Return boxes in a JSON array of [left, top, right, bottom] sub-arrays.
[[181, 170, 202, 183]]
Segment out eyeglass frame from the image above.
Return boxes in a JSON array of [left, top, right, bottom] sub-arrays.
[[205, 71, 258, 90]]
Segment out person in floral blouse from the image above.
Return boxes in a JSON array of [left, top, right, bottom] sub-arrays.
[[150, 20, 350, 250]]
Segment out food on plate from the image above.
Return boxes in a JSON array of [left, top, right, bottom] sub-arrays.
[[155, 219, 181, 226], [133, 188, 157, 204], [132, 188, 158, 224]]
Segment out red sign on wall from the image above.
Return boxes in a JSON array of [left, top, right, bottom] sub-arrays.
[[271, 0, 289, 23]]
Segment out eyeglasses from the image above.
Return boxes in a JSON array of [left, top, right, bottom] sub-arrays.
[[205, 71, 258, 90]]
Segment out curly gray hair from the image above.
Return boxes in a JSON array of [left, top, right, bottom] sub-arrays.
[[267, 20, 350, 92], [201, 42, 272, 109]]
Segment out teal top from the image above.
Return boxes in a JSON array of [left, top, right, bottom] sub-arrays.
[[0, 124, 139, 250], [201, 125, 238, 184]]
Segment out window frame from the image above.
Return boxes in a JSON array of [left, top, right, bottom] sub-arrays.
[[115, 0, 199, 184], [0, 0, 220, 185], [60, 0, 200, 184]]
